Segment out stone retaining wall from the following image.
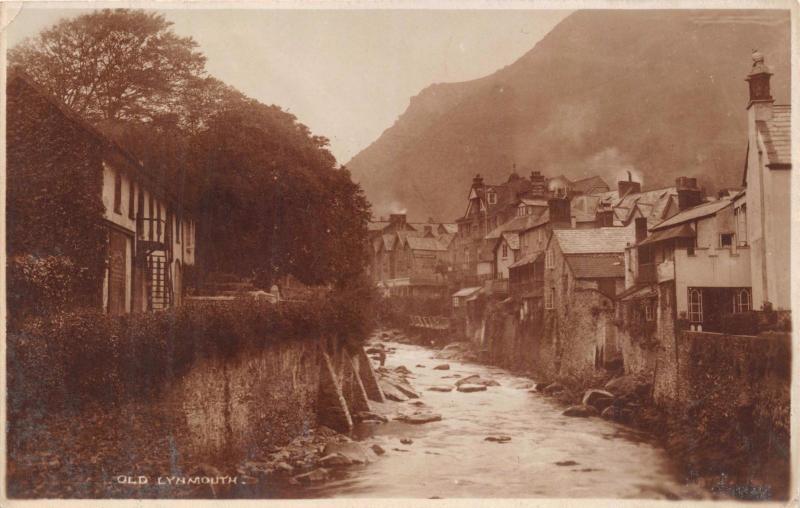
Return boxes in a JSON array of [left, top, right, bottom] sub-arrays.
[[168, 338, 382, 460]]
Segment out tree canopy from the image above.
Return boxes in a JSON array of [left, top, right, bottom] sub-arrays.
[[10, 8, 372, 289]]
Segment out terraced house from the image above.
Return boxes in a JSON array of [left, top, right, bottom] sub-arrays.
[[7, 70, 196, 315]]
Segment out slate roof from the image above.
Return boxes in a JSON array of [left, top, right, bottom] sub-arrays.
[[565, 254, 624, 279], [651, 198, 731, 231], [758, 105, 791, 166], [485, 209, 548, 239], [368, 221, 390, 232], [406, 236, 447, 251], [453, 286, 482, 298], [553, 227, 635, 254], [437, 233, 456, 249], [571, 176, 610, 195], [439, 223, 458, 234], [637, 223, 696, 246], [501, 232, 520, 250], [509, 251, 542, 269]]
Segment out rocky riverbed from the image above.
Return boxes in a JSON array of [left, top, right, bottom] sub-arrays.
[[249, 329, 713, 499]]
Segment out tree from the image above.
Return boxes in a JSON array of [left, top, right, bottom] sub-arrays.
[[9, 9, 207, 124], [190, 106, 371, 287]]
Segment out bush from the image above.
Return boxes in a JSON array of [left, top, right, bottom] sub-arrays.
[[6, 255, 99, 330], [7, 287, 374, 416]]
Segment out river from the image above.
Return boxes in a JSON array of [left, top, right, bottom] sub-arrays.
[[278, 339, 700, 499]]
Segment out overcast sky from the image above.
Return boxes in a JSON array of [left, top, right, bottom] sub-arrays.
[[5, 6, 569, 164]]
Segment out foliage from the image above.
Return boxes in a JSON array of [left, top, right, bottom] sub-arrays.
[[619, 298, 657, 348], [6, 76, 107, 315], [9, 9, 207, 125], [189, 105, 371, 286], [8, 289, 374, 415]]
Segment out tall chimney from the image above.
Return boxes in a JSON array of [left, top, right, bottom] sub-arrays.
[[634, 217, 648, 244], [472, 173, 485, 189], [676, 177, 705, 211], [530, 170, 547, 196], [746, 50, 774, 121], [548, 197, 571, 230], [389, 213, 407, 229], [617, 171, 641, 197]]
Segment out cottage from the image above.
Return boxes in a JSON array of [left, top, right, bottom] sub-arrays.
[[740, 51, 791, 312], [7, 70, 196, 315]]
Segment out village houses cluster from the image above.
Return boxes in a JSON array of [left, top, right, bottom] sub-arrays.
[[367, 52, 791, 391]]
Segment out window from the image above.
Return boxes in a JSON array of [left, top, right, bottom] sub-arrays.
[[688, 288, 703, 323], [128, 182, 135, 220], [733, 288, 751, 313], [113, 170, 122, 214], [719, 233, 734, 248], [735, 204, 748, 246], [453, 297, 460, 308], [645, 302, 654, 321], [137, 190, 145, 238], [546, 249, 554, 269], [148, 194, 154, 240], [471, 223, 478, 236], [502, 244, 508, 258], [545, 287, 555, 309], [464, 248, 471, 264], [487, 191, 497, 205], [176, 215, 181, 244], [538, 228, 544, 244]]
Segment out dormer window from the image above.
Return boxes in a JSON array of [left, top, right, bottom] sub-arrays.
[[487, 191, 497, 205]]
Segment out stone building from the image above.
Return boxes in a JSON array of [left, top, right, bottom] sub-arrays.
[[739, 51, 792, 312], [7, 70, 196, 315]]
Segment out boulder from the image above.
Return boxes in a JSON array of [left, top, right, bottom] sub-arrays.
[[322, 441, 373, 464], [604, 375, 639, 396], [318, 453, 352, 467], [542, 382, 565, 395], [390, 380, 420, 399], [293, 468, 329, 484], [555, 460, 579, 466], [533, 382, 550, 392], [454, 375, 480, 386], [600, 406, 618, 420], [457, 384, 487, 393], [427, 386, 453, 392], [400, 438, 413, 445], [562, 404, 598, 417], [407, 400, 427, 407], [582, 389, 616, 409], [433, 364, 450, 370], [352, 411, 388, 423], [485, 435, 512, 443], [365, 345, 384, 354], [395, 410, 442, 424], [455, 375, 499, 387], [371, 444, 386, 455], [416, 364, 426, 368], [379, 381, 409, 402], [395, 365, 412, 375], [274, 462, 294, 474]]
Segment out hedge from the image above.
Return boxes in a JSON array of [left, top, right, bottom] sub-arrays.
[[8, 291, 373, 417]]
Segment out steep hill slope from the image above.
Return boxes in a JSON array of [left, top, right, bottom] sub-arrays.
[[347, 10, 790, 222]]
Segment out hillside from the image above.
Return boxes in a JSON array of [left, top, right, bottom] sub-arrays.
[[346, 10, 791, 222]]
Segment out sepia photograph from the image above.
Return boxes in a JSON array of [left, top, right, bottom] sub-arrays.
[[2, 1, 795, 503]]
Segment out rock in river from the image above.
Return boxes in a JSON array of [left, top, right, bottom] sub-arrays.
[[428, 386, 453, 392], [352, 411, 388, 423], [542, 382, 565, 394], [455, 374, 500, 387], [395, 365, 412, 375], [318, 453, 353, 467], [379, 381, 409, 402], [322, 441, 374, 464], [457, 384, 487, 393], [395, 410, 442, 424], [485, 435, 511, 443], [433, 364, 450, 370], [563, 404, 599, 417], [371, 444, 386, 455], [293, 468, 329, 484], [400, 438, 413, 445], [582, 389, 615, 409]]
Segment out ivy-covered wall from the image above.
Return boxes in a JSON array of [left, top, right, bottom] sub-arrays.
[[7, 75, 107, 316]]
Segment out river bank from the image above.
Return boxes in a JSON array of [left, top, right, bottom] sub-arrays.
[[396, 327, 789, 500], [251, 329, 714, 499]]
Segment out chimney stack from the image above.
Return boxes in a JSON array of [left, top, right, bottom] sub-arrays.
[[530, 170, 547, 196], [634, 217, 648, 244], [548, 197, 571, 230], [676, 177, 705, 211], [389, 213, 407, 229], [746, 50, 774, 121], [472, 174, 485, 189], [617, 171, 641, 197]]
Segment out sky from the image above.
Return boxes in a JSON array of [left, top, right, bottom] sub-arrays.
[[4, 5, 570, 164]]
